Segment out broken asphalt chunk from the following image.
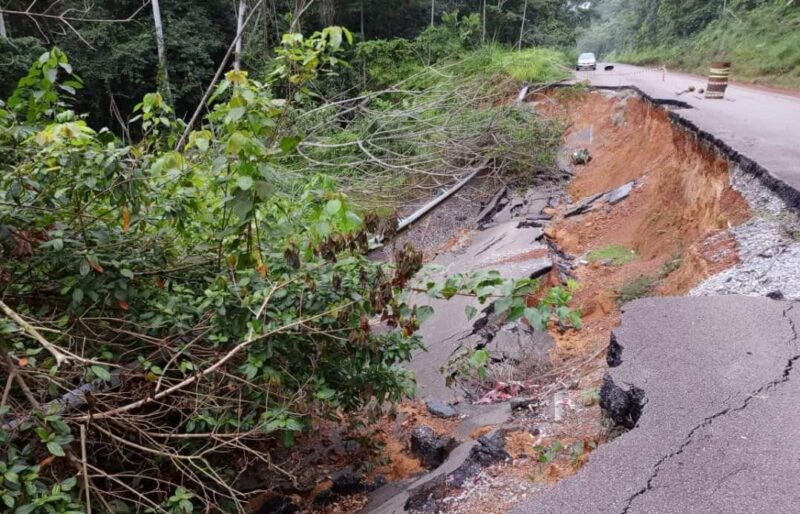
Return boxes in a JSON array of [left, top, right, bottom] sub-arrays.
[[425, 398, 458, 418], [604, 180, 635, 205]]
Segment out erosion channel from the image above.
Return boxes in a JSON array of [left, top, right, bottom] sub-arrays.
[[354, 85, 800, 514]]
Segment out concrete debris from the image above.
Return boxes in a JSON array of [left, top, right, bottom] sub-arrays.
[[410, 426, 457, 470], [425, 398, 458, 419]]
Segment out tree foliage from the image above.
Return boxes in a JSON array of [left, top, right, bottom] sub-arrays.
[[1, 0, 593, 131], [0, 23, 573, 509]]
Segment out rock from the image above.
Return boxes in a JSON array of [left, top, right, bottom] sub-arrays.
[[410, 425, 457, 469], [426, 398, 458, 418], [330, 466, 364, 495], [510, 397, 539, 410], [543, 226, 557, 239], [249, 493, 299, 514], [599, 374, 644, 429], [603, 180, 635, 205], [767, 290, 785, 300], [542, 207, 558, 216], [606, 333, 623, 367], [405, 432, 510, 512], [570, 149, 592, 165]]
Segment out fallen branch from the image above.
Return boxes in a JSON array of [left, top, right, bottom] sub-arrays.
[[0, 299, 70, 366]]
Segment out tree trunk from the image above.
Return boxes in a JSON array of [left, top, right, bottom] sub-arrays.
[[0, 12, 8, 40], [234, 0, 247, 70], [430, 0, 435, 27], [319, 0, 335, 27], [517, 0, 528, 50], [360, 0, 365, 39], [151, 0, 171, 100], [482, 0, 486, 43]]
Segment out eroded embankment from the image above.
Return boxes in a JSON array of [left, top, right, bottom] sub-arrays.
[[536, 89, 751, 363], [421, 88, 762, 514]]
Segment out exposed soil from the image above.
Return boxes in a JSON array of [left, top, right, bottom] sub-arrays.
[[428, 88, 757, 514], [272, 88, 757, 514], [535, 89, 750, 363]]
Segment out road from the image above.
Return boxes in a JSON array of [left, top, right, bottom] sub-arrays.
[[573, 63, 800, 206], [513, 296, 800, 514]]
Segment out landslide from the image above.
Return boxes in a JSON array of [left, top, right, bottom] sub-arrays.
[[535, 89, 750, 362]]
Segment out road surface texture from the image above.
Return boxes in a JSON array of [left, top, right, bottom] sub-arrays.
[[513, 296, 800, 514], [574, 63, 800, 208]]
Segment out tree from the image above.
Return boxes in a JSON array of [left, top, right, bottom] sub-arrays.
[[151, 0, 171, 101], [234, 0, 248, 70], [0, 11, 8, 40]]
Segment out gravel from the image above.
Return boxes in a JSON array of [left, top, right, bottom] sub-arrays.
[[692, 163, 800, 299]]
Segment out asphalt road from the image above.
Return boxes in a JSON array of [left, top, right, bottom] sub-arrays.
[[512, 296, 800, 514], [573, 63, 800, 205]]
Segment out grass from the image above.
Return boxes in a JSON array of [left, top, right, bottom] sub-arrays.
[[587, 244, 636, 267], [617, 275, 655, 305], [612, 5, 800, 90], [457, 45, 572, 84]]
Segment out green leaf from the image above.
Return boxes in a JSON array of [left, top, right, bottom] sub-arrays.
[[15, 504, 36, 514], [285, 418, 303, 431], [91, 365, 112, 381], [254, 181, 273, 201], [416, 305, 435, 323], [47, 441, 65, 457], [230, 189, 254, 220], [280, 136, 300, 153], [4, 471, 19, 484], [72, 288, 84, 304], [524, 307, 545, 331], [79, 259, 91, 276], [236, 176, 254, 191], [465, 305, 478, 320], [314, 387, 335, 400], [494, 296, 513, 317], [225, 106, 246, 124], [325, 199, 342, 215], [120, 269, 134, 279], [2, 494, 14, 509]]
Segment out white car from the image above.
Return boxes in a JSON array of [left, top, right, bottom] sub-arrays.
[[577, 52, 597, 71]]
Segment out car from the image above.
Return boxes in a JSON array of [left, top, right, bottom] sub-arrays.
[[577, 52, 597, 71]]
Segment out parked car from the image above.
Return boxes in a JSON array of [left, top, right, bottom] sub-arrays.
[[577, 52, 597, 71]]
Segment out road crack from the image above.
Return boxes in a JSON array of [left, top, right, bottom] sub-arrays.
[[620, 303, 800, 514]]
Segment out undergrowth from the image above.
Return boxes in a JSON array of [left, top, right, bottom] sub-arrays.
[[612, 4, 800, 89]]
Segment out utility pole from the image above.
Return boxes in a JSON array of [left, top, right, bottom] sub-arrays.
[[234, 0, 247, 70], [518, 0, 528, 50], [151, 0, 171, 101]]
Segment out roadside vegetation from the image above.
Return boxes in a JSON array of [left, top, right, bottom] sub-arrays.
[[0, 2, 588, 511], [580, 0, 800, 89]]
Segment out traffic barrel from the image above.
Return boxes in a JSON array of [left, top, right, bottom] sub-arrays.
[[705, 61, 731, 99]]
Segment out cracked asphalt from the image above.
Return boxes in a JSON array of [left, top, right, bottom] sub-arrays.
[[512, 296, 800, 514], [574, 63, 800, 206]]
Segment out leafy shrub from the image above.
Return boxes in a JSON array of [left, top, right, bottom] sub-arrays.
[[0, 34, 436, 512]]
